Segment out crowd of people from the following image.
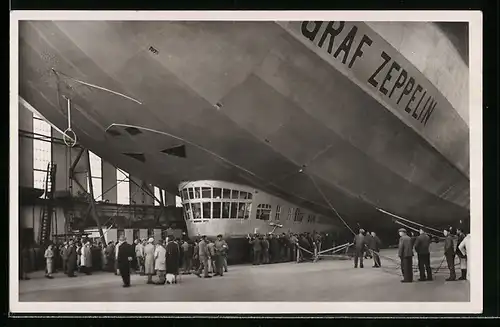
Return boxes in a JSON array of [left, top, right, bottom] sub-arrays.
[[19, 233, 234, 286], [246, 231, 338, 265], [350, 226, 471, 284], [20, 226, 471, 287]]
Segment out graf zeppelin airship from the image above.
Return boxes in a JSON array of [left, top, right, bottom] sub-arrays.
[[18, 20, 470, 247]]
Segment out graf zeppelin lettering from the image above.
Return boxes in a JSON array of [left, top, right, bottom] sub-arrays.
[[300, 21, 438, 126]]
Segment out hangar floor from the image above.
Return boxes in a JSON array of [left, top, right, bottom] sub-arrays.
[[18, 243, 469, 302]]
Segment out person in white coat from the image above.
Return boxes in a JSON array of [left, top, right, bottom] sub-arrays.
[[80, 242, 92, 275], [154, 240, 167, 285], [44, 244, 54, 279], [144, 238, 156, 284], [458, 233, 471, 281]]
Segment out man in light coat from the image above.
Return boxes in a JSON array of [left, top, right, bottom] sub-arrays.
[[144, 238, 156, 284], [370, 232, 382, 268], [207, 239, 216, 274], [456, 228, 467, 280], [398, 228, 413, 283], [195, 236, 211, 278], [458, 232, 470, 281], [353, 229, 366, 268], [135, 239, 145, 275], [154, 240, 167, 285]]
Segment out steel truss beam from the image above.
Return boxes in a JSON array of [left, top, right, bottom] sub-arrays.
[[68, 147, 106, 245]]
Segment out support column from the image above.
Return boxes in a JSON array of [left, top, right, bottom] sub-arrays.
[[69, 148, 89, 197], [52, 132, 70, 193], [106, 229, 118, 244], [139, 229, 148, 240], [125, 229, 134, 243], [153, 229, 162, 241]]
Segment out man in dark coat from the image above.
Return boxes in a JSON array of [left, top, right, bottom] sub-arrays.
[[261, 235, 270, 264], [398, 228, 414, 283], [369, 232, 382, 268], [192, 240, 200, 271], [214, 234, 228, 276], [106, 241, 115, 272], [268, 234, 278, 263], [61, 242, 69, 274], [249, 234, 262, 265], [443, 229, 456, 281], [166, 237, 181, 283], [117, 235, 135, 287], [353, 229, 366, 268], [181, 240, 192, 274], [66, 240, 78, 277], [414, 228, 433, 281], [364, 231, 373, 259]]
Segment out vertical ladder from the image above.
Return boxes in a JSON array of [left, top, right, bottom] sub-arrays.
[[39, 162, 57, 246]]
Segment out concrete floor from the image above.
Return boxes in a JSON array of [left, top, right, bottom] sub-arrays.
[[18, 246, 469, 302]]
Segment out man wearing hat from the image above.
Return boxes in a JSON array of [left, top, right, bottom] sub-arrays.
[[443, 229, 456, 281], [398, 228, 414, 283], [116, 234, 135, 287], [353, 229, 366, 268], [144, 237, 156, 284], [135, 239, 145, 275], [195, 235, 211, 278], [214, 234, 228, 276], [414, 228, 433, 281], [455, 228, 467, 280]]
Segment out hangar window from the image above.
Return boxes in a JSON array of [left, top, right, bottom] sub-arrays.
[[154, 186, 162, 206], [86, 151, 102, 201], [116, 169, 130, 205], [275, 205, 282, 221], [256, 204, 272, 221], [294, 208, 304, 222], [202, 202, 211, 219], [188, 188, 194, 200], [222, 189, 231, 199], [32, 113, 52, 196], [231, 190, 239, 199], [222, 202, 230, 219], [246, 193, 253, 200], [202, 187, 211, 199], [212, 202, 221, 219], [287, 208, 294, 221], [307, 214, 316, 223], [239, 191, 248, 199], [213, 188, 222, 199], [191, 203, 201, 220], [237, 203, 246, 219]]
